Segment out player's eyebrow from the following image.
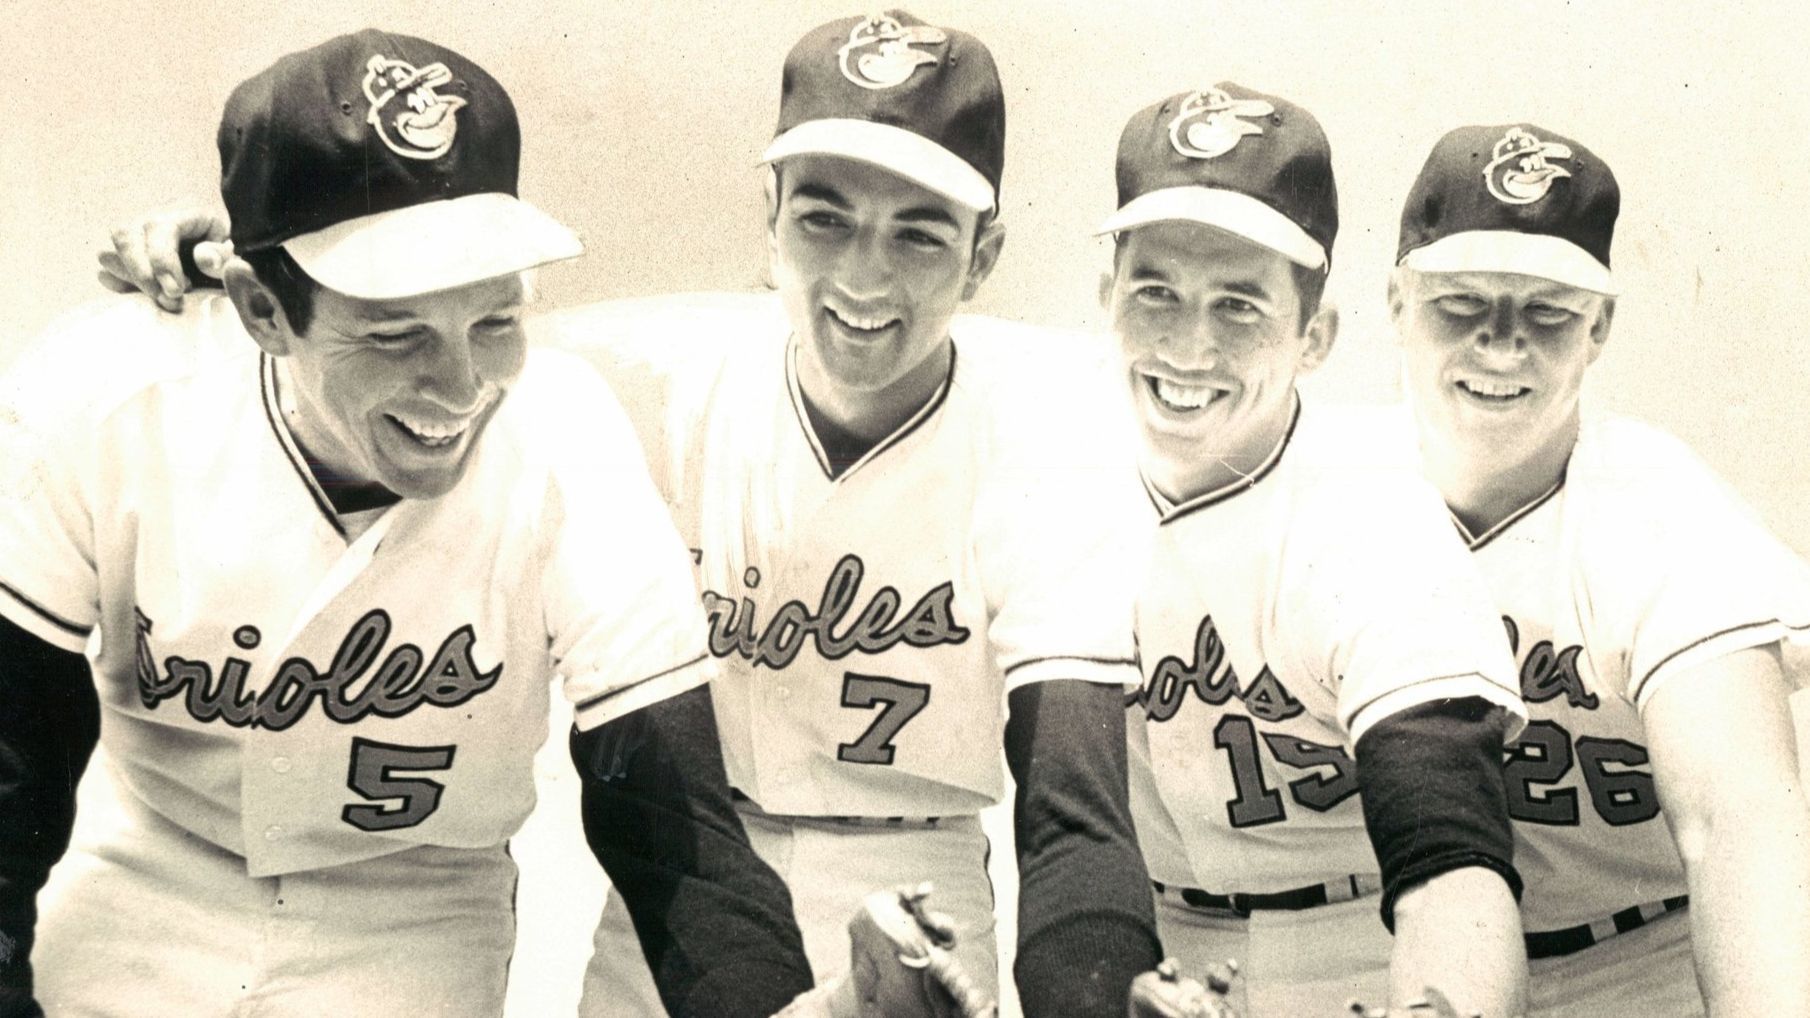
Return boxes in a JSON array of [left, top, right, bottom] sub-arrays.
[[893, 206, 962, 230], [788, 182, 852, 209]]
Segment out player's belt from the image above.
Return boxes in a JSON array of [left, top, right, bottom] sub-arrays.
[[1151, 874, 1382, 918], [1523, 895, 1688, 960], [731, 789, 949, 828]]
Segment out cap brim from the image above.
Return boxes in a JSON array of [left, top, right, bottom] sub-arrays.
[[1096, 186, 1327, 271], [283, 193, 583, 300], [1400, 230, 1616, 296], [760, 118, 995, 213]]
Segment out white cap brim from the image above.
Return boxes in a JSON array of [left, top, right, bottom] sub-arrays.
[[1400, 230, 1616, 296], [760, 118, 995, 213], [1096, 186, 1327, 271], [283, 192, 583, 300]]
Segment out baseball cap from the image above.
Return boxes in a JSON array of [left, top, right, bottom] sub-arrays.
[[759, 11, 1004, 213], [1397, 124, 1618, 295], [218, 29, 581, 300], [1098, 83, 1337, 272]]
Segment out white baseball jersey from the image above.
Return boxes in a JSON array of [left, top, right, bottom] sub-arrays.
[[544, 295, 1141, 818], [1381, 408, 1810, 932], [1128, 399, 1525, 894], [0, 295, 712, 878]]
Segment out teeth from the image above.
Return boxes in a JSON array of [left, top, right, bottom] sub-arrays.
[[830, 308, 896, 331], [392, 414, 468, 446], [1459, 379, 1529, 399], [1151, 376, 1214, 411]]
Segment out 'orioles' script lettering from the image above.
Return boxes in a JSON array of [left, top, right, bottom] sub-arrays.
[[702, 553, 969, 668], [1131, 614, 1303, 723], [134, 607, 501, 730], [1503, 615, 1598, 710]]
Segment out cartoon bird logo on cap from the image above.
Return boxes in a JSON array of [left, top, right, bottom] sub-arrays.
[[363, 55, 467, 160], [1483, 127, 1573, 205], [1168, 88, 1275, 160], [838, 14, 948, 90]]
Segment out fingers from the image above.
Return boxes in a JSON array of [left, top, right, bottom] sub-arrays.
[[97, 207, 231, 312], [921, 945, 994, 1018], [192, 240, 233, 279]]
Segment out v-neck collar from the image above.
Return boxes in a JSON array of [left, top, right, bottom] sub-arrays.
[[1143, 395, 1301, 525], [1451, 469, 1568, 552], [784, 337, 956, 482], [261, 353, 348, 539]]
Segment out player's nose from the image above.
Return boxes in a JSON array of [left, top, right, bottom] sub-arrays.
[[1473, 299, 1527, 357], [834, 228, 896, 298], [416, 334, 485, 410]]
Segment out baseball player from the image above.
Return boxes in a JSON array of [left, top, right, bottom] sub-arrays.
[[91, 12, 1165, 1017], [556, 13, 1159, 1014], [0, 29, 824, 1018], [1098, 84, 1531, 1016], [1385, 124, 1810, 1016]]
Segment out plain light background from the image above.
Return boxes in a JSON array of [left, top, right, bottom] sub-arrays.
[[4, 3, 1808, 1015], [4, 1, 1808, 553]]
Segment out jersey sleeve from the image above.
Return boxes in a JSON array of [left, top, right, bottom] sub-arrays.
[[1574, 419, 1810, 709], [1287, 465, 1525, 745], [969, 337, 1143, 691], [523, 351, 714, 731], [0, 295, 249, 653], [533, 293, 772, 511]]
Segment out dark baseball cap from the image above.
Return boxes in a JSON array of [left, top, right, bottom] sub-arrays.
[[759, 11, 1004, 213], [1099, 83, 1337, 272], [1397, 124, 1618, 295], [218, 29, 581, 300]]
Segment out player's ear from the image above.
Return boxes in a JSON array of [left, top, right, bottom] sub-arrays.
[[1586, 296, 1615, 364], [1298, 303, 1340, 374], [1385, 267, 1409, 329], [960, 216, 1006, 302], [221, 258, 293, 356]]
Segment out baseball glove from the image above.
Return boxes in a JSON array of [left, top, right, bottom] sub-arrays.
[[1128, 958, 1240, 1018], [772, 883, 996, 1018]]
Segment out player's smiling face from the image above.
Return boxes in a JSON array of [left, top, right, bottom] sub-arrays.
[[768, 155, 1002, 405], [279, 273, 529, 501], [1392, 268, 1611, 471], [1108, 221, 1335, 502]]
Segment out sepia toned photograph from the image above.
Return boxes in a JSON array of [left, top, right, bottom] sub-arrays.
[[2, 3, 1807, 1016]]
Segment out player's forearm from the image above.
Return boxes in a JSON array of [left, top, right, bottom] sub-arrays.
[[0, 617, 99, 1009], [1005, 680, 1162, 1017], [1677, 790, 1810, 1017], [1389, 867, 1527, 1017], [571, 685, 813, 1018]]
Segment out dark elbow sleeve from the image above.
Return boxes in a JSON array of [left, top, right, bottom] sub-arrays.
[[1006, 680, 1161, 1018], [0, 615, 100, 1005], [1355, 697, 1523, 932], [570, 684, 812, 1018]]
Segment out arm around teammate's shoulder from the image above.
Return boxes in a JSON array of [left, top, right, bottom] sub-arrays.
[[1642, 643, 1810, 1017], [0, 615, 101, 1018], [1006, 679, 1162, 1017]]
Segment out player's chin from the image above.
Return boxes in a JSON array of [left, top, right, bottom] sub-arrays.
[[370, 421, 487, 500]]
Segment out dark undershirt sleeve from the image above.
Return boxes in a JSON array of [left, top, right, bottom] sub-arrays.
[[0, 614, 100, 1018], [570, 684, 814, 1018], [1006, 679, 1162, 1017], [1354, 697, 1523, 932]]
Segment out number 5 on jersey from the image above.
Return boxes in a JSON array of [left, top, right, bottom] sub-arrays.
[[343, 737, 457, 831]]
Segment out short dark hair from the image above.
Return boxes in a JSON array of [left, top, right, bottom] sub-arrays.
[[1111, 233, 1327, 331], [241, 246, 322, 334]]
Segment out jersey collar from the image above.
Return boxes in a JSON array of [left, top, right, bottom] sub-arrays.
[[784, 336, 957, 482], [1451, 467, 1568, 551], [1142, 393, 1301, 525], [261, 353, 348, 538]]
